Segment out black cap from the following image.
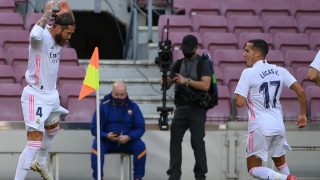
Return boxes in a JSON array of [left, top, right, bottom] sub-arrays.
[[180, 34, 198, 54]]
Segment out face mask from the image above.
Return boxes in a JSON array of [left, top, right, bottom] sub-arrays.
[[183, 52, 194, 59], [113, 98, 126, 106]]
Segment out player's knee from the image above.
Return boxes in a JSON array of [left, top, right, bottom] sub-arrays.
[[45, 124, 60, 135], [45, 112, 61, 127], [26, 141, 42, 150], [27, 130, 43, 141]]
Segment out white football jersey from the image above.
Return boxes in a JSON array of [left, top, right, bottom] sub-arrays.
[[25, 25, 61, 92], [235, 60, 297, 136], [310, 51, 320, 71]]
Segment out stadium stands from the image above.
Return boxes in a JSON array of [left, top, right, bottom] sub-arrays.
[[158, 15, 193, 40], [297, 16, 320, 36], [309, 33, 320, 51], [0, 48, 6, 65], [228, 15, 264, 36], [263, 16, 299, 35], [222, 0, 256, 18], [284, 50, 317, 74], [13, 65, 27, 86], [172, 0, 188, 14], [60, 84, 95, 122], [256, 0, 291, 18], [0, 0, 15, 12], [223, 66, 245, 95], [265, 50, 285, 67], [211, 49, 246, 71], [24, 12, 42, 31], [60, 47, 80, 66], [274, 33, 310, 55], [0, 0, 318, 124], [206, 85, 231, 122], [296, 67, 314, 90], [0, 29, 29, 52], [0, 65, 15, 83], [57, 66, 85, 88], [0, 12, 23, 31], [192, 15, 228, 35], [203, 32, 238, 53], [6, 47, 28, 69], [291, 0, 320, 18], [0, 83, 23, 121], [185, 0, 222, 16], [280, 88, 301, 121], [214, 67, 223, 85], [7, 47, 29, 68], [238, 33, 274, 49], [0, 30, 29, 52]]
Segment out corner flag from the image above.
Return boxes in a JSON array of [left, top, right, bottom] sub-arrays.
[[78, 47, 102, 180], [79, 47, 99, 100]]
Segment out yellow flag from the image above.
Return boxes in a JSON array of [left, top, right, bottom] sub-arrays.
[[79, 47, 99, 100]]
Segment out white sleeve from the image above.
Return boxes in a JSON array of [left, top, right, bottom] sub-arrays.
[[29, 24, 44, 48], [282, 67, 297, 88], [310, 51, 320, 71], [234, 69, 250, 98]]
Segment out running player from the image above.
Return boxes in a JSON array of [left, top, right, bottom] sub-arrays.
[[14, 1, 75, 180], [234, 39, 307, 180], [308, 51, 320, 86]]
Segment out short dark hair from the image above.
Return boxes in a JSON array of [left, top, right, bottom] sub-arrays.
[[247, 39, 269, 57], [54, 13, 75, 27]]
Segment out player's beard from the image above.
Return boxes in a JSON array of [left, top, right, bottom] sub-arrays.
[[55, 32, 67, 46]]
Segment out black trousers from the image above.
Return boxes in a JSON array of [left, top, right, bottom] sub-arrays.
[[167, 105, 208, 180]]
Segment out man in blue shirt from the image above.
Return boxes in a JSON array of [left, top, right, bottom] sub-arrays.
[[91, 81, 146, 180]]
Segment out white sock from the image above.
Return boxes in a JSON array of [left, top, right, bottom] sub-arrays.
[[14, 141, 41, 180], [277, 162, 290, 175], [249, 166, 287, 180], [36, 133, 55, 167]]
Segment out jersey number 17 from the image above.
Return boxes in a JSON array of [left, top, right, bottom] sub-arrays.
[[259, 81, 280, 109]]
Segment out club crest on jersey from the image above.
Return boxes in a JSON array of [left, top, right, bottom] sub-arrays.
[[128, 109, 133, 115], [36, 118, 41, 125]]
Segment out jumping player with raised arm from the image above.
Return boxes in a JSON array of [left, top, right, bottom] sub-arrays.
[[234, 39, 307, 180], [308, 51, 320, 86], [14, 1, 75, 180]]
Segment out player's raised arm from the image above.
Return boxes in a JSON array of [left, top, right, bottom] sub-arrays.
[[56, 0, 75, 20], [36, 1, 54, 28]]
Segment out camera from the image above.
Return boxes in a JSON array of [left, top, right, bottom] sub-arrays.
[[155, 39, 173, 72]]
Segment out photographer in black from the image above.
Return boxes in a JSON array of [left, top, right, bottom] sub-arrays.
[[163, 34, 211, 180]]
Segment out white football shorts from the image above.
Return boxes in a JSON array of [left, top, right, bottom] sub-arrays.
[[246, 128, 292, 161], [21, 85, 69, 132]]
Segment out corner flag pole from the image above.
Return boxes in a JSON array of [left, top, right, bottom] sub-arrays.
[[78, 47, 100, 179], [96, 88, 101, 180]]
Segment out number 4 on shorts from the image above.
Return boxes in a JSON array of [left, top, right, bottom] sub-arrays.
[[36, 107, 43, 117]]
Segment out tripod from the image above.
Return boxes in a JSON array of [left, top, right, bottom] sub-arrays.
[[157, 70, 174, 131]]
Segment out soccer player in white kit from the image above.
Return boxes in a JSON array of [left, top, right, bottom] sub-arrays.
[[234, 39, 307, 180], [14, 1, 75, 180], [308, 51, 320, 86]]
